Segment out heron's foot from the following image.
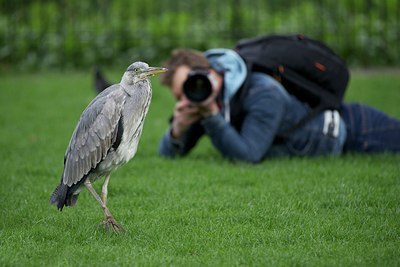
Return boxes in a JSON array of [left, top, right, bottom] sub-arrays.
[[103, 216, 125, 234]]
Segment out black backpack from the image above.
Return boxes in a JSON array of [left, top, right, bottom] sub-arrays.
[[234, 34, 350, 136]]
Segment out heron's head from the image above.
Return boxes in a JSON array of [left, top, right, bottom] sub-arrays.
[[124, 62, 168, 84]]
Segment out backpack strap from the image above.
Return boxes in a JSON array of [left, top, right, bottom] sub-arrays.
[[277, 66, 341, 109], [273, 66, 338, 143]]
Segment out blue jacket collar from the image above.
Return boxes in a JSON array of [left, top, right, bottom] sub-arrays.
[[204, 48, 247, 103]]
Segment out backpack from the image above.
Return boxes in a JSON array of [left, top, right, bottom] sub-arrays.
[[234, 34, 350, 136]]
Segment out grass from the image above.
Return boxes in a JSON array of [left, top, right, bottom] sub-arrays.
[[0, 68, 399, 266]]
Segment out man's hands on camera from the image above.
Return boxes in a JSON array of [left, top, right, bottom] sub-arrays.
[[170, 68, 222, 140], [171, 97, 219, 139]]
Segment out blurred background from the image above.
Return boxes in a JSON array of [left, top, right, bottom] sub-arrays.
[[1, 0, 399, 71]]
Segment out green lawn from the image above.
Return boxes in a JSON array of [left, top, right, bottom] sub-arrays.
[[0, 69, 399, 266]]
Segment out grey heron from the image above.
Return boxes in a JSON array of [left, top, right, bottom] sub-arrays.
[[50, 62, 167, 233]]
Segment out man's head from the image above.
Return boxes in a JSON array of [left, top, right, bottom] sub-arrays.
[[160, 49, 222, 101], [160, 49, 210, 87]]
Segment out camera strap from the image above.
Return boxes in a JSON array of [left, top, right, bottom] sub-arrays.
[[224, 98, 231, 123]]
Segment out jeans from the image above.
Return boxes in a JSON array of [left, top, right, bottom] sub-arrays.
[[340, 103, 400, 153]]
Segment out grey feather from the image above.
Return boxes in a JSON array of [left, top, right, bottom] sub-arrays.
[[62, 86, 126, 186]]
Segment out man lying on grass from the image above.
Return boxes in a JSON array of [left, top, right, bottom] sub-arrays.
[[156, 48, 400, 163]]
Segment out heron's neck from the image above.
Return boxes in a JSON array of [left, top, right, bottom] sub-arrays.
[[121, 73, 134, 87], [120, 75, 150, 95]]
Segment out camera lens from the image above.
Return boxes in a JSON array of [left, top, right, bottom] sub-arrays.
[[183, 71, 212, 102]]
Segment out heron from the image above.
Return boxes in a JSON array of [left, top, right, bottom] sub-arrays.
[[50, 62, 167, 233]]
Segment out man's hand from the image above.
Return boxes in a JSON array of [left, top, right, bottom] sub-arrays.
[[171, 99, 202, 139], [171, 96, 220, 139], [197, 100, 220, 118]]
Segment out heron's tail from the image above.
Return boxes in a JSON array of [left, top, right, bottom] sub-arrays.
[[49, 183, 80, 211], [50, 183, 68, 211]]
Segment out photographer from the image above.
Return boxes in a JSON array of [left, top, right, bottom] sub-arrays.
[[158, 48, 400, 163]]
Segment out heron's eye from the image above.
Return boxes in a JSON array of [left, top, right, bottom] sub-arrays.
[[134, 68, 141, 72]]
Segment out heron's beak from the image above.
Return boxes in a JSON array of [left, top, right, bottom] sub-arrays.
[[144, 67, 168, 76]]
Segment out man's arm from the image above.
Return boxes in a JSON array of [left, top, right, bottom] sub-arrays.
[[201, 77, 288, 163], [158, 121, 205, 157]]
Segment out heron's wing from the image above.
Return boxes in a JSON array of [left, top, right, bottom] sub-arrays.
[[62, 85, 126, 186]]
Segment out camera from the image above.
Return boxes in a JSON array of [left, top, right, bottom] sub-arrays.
[[183, 69, 212, 103]]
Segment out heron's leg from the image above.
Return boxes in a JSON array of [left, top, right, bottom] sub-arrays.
[[84, 180, 105, 208], [84, 180, 125, 233], [101, 174, 111, 206]]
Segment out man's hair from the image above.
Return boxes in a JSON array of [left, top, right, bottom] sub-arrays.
[[160, 48, 210, 87]]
